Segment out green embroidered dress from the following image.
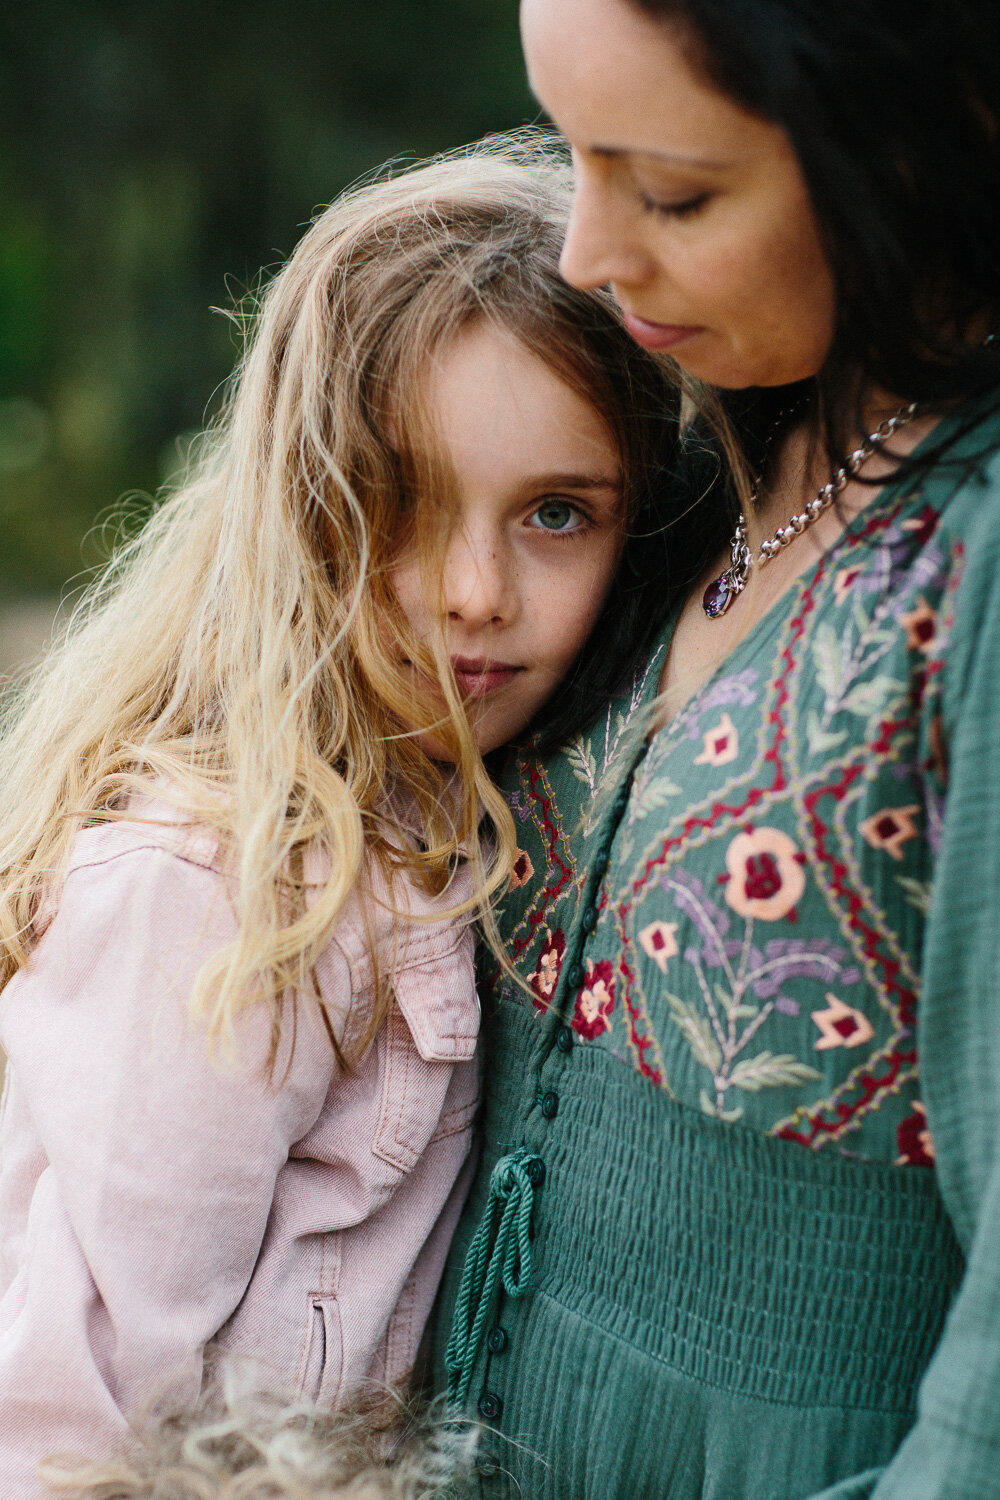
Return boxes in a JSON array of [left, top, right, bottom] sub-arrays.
[[433, 393, 1000, 1499]]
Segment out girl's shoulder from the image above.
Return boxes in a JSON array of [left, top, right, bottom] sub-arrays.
[[65, 802, 224, 879], [40, 789, 477, 974]]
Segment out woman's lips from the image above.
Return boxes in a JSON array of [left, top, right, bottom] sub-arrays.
[[622, 313, 704, 352], [451, 658, 520, 700]]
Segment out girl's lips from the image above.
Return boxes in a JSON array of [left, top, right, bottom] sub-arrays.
[[451, 659, 520, 700], [622, 314, 704, 352]]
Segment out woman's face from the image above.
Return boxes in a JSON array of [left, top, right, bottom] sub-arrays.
[[520, 0, 837, 388]]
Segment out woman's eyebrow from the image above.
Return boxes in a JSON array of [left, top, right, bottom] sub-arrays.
[[591, 144, 729, 170]]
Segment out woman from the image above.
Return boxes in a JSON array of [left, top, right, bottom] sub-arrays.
[[430, 2, 1000, 1497]]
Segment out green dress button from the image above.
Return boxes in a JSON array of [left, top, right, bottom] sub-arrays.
[[478, 1390, 503, 1420], [556, 1024, 574, 1053], [582, 904, 598, 930], [566, 961, 583, 990], [525, 1156, 547, 1186], [540, 1090, 560, 1120], [487, 1325, 509, 1353]]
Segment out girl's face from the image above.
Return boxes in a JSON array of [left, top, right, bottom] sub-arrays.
[[520, 0, 837, 389], [391, 319, 624, 757]]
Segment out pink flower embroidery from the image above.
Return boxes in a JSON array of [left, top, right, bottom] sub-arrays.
[[694, 713, 739, 768], [901, 597, 938, 655], [572, 958, 615, 1039], [528, 928, 566, 1013], [896, 1101, 935, 1167], [901, 504, 940, 548], [510, 849, 534, 889], [639, 920, 679, 974], [859, 805, 920, 862], [811, 993, 875, 1051], [723, 827, 806, 922], [834, 565, 864, 604]]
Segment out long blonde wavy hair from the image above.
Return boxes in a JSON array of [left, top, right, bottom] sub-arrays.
[[0, 132, 671, 1061]]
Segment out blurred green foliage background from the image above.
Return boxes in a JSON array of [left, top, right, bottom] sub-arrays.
[[0, 1, 535, 599]]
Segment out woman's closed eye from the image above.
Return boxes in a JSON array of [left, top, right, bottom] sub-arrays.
[[525, 498, 589, 536], [637, 190, 712, 220]]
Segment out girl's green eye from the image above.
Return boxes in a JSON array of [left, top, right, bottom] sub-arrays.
[[531, 500, 580, 532]]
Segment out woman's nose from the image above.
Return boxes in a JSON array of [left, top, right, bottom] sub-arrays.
[[559, 158, 655, 293], [441, 527, 515, 628]]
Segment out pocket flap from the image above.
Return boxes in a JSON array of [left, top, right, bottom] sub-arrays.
[[391, 935, 479, 1062]]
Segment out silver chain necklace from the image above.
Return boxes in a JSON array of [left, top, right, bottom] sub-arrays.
[[702, 401, 920, 619]]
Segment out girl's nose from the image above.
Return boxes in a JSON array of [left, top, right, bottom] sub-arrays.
[[442, 528, 515, 628], [559, 159, 655, 293]]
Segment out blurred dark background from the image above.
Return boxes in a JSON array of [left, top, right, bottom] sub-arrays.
[[0, 1, 534, 646]]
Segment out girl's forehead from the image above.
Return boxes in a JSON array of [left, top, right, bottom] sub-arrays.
[[416, 322, 621, 495]]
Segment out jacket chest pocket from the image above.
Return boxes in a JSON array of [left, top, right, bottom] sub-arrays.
[[372, 1004, 478, 1174], [372, 941, 479, 1176]]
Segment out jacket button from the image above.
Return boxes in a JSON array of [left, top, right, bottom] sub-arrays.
[[582, 904, 598, 931], [540, 1090, 560, 1120], [487, 1325, 508, 1354], [593, 852, 610, 879], [556, 1024, 574, 1053], [525, 1157, 546, 1187], [566, 961, 583, 990], [478, 1390, 503, 1420]]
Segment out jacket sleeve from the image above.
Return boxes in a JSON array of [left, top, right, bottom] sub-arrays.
[[806, 496, 1000, 1500], [0, 841, 337, 1498]]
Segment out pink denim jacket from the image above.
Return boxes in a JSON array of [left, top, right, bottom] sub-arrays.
[[0, 808, 480, 1497]]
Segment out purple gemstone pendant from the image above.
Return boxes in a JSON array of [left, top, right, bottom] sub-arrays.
[[702, 574, 733, 618]]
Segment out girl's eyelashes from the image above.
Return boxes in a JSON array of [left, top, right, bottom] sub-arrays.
[[637, 190, 711, 221], [525, 498, 590, 536]]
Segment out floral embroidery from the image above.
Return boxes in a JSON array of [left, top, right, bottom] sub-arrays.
[[896, 1101, 935, 1167], [644, 872, 857, 1120], [572, 958, 615, 1039], [723, 828, 806, 922], [901, 504, 940, 547], [834, 564, 864, 604], [510, 849, 534, 889], [694, 712, 739, 767], [639, 920, 679, 973], [901, 598, 938, 655], [859, 805, 920, 861], [811, 993, 875, 1051], [528, 928, 566, 1012], [493, 482, 967, 1161]]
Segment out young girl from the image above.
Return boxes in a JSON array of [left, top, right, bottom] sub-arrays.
[[0, 136, 680, 1497]]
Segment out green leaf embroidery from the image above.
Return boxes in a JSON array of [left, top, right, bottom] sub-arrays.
[[727, 1052, 821, 1092], [813, 622, 846, 700], [565, 736, 597, 789], [700, 1089, 744, 1123], [897, 874, 933, 915], [666, 992, 722, 1073], [839, 676, 905, 718], [629, 775, 682, 820], [806, 709, 848, 757]]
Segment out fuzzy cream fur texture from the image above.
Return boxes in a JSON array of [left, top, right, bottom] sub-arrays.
[[38, 1369, 476, 1500]]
